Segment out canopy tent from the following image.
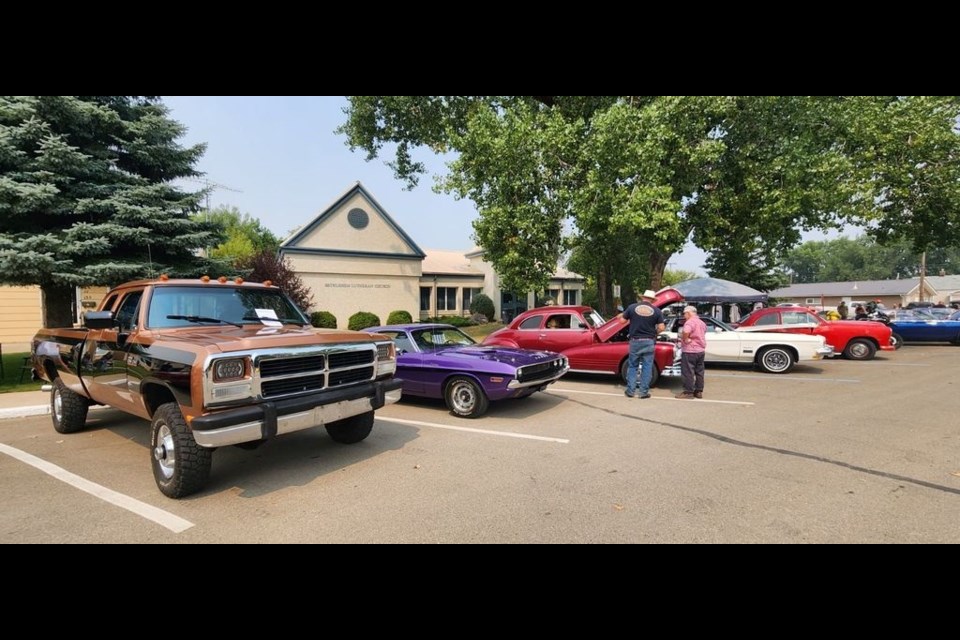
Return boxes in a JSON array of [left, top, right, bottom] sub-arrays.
[[667, 278, 768, 303]]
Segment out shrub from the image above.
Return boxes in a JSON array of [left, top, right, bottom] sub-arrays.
[[386, 310, 413, 325], [470, 293, 495, 321], [310, 311, 337, 329], [348, 311, 381, 331], [427, 315, 472, 327]]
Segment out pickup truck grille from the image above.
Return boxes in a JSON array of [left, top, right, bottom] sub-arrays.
[[329, 367, 375, 387], [251, 345, 377, 401], [260, 355, 325, 378], [262, 374, 325, 398], [329, 350, 375, 368]]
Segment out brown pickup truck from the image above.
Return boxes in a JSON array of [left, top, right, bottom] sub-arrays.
[[31, 276, 401, 498]]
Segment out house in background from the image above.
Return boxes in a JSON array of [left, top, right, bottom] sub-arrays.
[[280, 182, 583, 328], [0, 285, 109, 351], [923, 275, 960, 305], [768, 278, 940, 310]]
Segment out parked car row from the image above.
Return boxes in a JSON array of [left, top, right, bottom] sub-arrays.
[[365, 287, 922, 421]]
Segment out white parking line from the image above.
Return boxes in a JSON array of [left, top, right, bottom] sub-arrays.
[[707, 374, 860, 383], [0, 443, 194, 533], [550, 388, 754, 406], [378, 417, 570, 444]]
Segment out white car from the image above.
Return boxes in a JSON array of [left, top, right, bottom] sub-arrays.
[[661, 315, 834, 374]]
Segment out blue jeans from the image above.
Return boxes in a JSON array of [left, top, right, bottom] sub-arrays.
[[626, 339, 655, 395]]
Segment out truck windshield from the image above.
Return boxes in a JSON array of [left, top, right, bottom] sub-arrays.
[[147, 286, 309, 329]]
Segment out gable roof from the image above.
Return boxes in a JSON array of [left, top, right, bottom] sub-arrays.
[[422, 250, 483, 276], [769, 279, 926, 297], [924, 275, 960, 292], [280, 182, 425, 258]]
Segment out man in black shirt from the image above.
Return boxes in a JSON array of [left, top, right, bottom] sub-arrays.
[[622, 289, 666, 399]]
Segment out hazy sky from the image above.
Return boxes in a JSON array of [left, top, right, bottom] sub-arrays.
[[163, 96, 718, 274]]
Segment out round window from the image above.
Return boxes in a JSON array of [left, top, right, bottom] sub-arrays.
[[347, 208, 369, 229]]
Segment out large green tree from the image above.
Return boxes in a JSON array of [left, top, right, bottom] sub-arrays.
[[200, 205, 280, 266], [783, 235, 960, 283], [339, 96, 960, 302], [0, 96, 222, 326]]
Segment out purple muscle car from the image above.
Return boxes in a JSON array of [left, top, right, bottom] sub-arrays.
[[365, 324, 568, 418]]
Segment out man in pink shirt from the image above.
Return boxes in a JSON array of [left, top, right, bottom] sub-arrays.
[[677, 305, 707, 399]]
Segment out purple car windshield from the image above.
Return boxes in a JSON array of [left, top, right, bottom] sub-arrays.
[[411, 327, 477, 351]]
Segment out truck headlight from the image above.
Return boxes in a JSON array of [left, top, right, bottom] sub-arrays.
[[213, 358, 246, 381], [376, 342, 396, 377]]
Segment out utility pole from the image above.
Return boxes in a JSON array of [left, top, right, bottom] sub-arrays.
[[185, 177, 243, 257], [186, 177, 243, 215], [919, 251, 927, 303]]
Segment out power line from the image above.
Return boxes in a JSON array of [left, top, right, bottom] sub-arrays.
[[184, 177, 243, 212]]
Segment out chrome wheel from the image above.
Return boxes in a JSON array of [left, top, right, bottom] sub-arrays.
[[444, 376, 489, 418], [153, 424, 176, 480], [844, 338, 877, 360], [53, 388, 63, 423], [449, 380, 478, 414], [759, 347, 793, 373]]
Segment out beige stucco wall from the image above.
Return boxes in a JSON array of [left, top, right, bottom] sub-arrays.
[[296, 193, 420, 256], [300, 272, 420, 329], [466, 253, 502, 317], [0, 285, 42, 350], [288, 252, 421, 278]]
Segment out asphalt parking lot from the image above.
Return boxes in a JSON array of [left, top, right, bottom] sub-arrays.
[[2, 343, 959, 543]]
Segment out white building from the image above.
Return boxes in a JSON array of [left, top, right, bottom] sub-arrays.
[[279, 183, 584, 328]]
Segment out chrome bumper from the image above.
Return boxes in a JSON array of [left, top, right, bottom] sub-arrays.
[[191, 379, 403, 448], [814, 346, 835, 359], [507, 364, 570, 389]]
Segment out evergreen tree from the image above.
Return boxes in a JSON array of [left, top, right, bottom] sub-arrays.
[[0, 96, 223, 326]]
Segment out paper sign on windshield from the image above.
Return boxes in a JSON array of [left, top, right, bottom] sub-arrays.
[[255, 308, 283, 327]]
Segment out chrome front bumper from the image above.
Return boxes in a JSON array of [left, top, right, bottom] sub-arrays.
[[507, 363, 570, 389], [190, 379, 403, 448]]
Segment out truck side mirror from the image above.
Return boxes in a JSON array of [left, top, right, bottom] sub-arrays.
[[84, 311, 116, 329]]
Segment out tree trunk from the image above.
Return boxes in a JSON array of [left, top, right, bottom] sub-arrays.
[[648, 251, 671, 290], [621, 283, 636, 309], [597, 269, 610, 315], [42, 283, 76, 328]]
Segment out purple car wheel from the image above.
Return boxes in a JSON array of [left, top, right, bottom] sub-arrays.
[[444, 376, 489, 419]]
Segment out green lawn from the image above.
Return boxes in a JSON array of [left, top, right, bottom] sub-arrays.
[[0, 352, 44, 394], [461, 322, 503, 342]]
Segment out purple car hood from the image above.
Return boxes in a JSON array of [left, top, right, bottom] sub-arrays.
[[433, 345, 560, 365]]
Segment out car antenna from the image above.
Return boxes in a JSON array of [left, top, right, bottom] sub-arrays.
[[147, 242, 155, 278]]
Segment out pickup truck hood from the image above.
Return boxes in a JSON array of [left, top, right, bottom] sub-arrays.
[[153, 325, 382, 353]]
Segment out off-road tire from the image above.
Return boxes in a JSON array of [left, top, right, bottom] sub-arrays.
[[51, 378, 89, 434], [325, 410, 375, 444], [151, 402, 212, 499]]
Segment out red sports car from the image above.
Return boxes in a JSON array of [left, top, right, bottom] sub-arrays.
[[735, 306, 894, 360], [481, 298, 681, 387]]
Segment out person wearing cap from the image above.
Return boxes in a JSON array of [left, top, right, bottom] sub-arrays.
[[621, 289, 665, 399], [837, 300, 848, 320], [676, 305, 706, 399]]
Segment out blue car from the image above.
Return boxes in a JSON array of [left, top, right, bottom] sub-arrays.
[[364, 324, 568, 418], [889, 310, 960, 347]]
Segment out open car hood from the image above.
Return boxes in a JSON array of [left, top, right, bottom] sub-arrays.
[[595, 287, 685, 342]]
